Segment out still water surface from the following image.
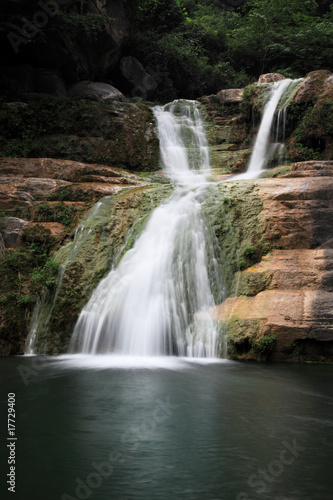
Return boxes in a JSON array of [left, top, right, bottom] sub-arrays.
[[1, 356, 332, 500]]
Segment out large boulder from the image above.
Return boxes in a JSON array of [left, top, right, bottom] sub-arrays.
[[294, 70, 332, 103], [216, 89, 243, 104], [0, 99, 160, 172], [0, 217, 26, 247], [258, 73, 285, 84], [287, 72, 333, 161], [120, 56, 158, 98], [68, 81, 125, 101]]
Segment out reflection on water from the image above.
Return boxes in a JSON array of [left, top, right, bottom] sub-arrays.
[[1, 358, 332, 500]]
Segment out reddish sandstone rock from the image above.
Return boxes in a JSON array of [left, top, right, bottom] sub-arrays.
[[216, 89, 244, 104], [258, 73, 285, 84], [212, 161, 333, 361], [0, 158, 145, 212], [294, 70, 332, 103]]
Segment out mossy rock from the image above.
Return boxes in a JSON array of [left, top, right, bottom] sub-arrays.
[[32, 183, 172, 354], [233, 270, 273, 296], [202, 181, 267, 292], [260, 165, 292, 178], [225, 316, 265, 360], [0, 97, 160, 172]]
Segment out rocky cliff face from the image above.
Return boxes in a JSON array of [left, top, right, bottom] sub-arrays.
[[206, 161, 333, 362], [0, 155, 159, 355], [0, 70, 333, 360], [200, 70, 333, 178], [0, 99, 159, 171]]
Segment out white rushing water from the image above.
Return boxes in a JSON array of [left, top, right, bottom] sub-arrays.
[[69, 100, 224, 358], [234, 78, 293, 180]]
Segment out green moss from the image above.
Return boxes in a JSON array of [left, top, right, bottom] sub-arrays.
[[33, 202, 78, 227], [285, 98, 333, 162], [251, 334, 277, 357], [0, 98, 159, 172], [202, 181, 266, 291], [225, 316, 263, 360], [241, 84, 271, 123], [233, 271, 272, 297], [260, 166, 292, 178], [238, 259, 247, 270], [243, 245, 256, 259], [48, 185, 95, 203], [0, 226, 60, 354]]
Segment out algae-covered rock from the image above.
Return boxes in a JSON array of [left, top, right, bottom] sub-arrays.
[[210, 163, 333, 362], [0, 98, 159, 172], [198, 98, 250, 174], [286, 72, 333, 162], [202, 181, 266, 291]]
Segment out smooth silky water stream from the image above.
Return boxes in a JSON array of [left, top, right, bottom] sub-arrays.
[[231, 78, 301, 181], [69, 100, 224, 358]]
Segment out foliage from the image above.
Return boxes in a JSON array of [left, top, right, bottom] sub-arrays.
[[54, 12, 110, 38], [128, 0, 333, 101], [21, 225, 56, 265], [243, 246, 257, 259], [251, 334, 277, 355], [48, 186, 94, 203], [30, 258, 60, 295], [0, 232, 59, 314], [238, 259, 247, 270], [33, 202, 77, 227]]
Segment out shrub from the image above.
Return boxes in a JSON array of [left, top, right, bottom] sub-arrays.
[[251, 334, 277, 355]]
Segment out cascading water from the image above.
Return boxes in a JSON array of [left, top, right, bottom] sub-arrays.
[[235, 78, 295, 180], [69, 100, 224, 358]]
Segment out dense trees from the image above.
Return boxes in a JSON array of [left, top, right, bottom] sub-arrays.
[[125, 0, 333, 100]]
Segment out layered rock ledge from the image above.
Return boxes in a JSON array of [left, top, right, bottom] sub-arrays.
[[212, 161, 333, 361]]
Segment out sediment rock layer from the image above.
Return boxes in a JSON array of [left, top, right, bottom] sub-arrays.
[[213, 161, 333, 361]]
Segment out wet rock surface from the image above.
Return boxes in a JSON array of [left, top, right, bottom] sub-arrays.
[[212, 161, 333, 361]]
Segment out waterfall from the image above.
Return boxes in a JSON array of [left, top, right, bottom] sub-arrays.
[[69, 100, 224, 358], [235, 79, 294, 180]]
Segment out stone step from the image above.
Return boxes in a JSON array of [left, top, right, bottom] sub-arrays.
[[235, 249, 333, 295]]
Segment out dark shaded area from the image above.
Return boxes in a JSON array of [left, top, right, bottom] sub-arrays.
[[0, 1, 332, 102]]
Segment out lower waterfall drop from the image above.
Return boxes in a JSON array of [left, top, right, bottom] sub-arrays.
[[69, 100, 224, 358]]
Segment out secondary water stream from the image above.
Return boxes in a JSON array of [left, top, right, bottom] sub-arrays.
[[232, 78, 300, 180]]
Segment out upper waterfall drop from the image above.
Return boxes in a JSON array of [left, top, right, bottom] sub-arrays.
[[153, 100, 211, 184], [69, 100, 224, 358], [235, 78, 295, 180]]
